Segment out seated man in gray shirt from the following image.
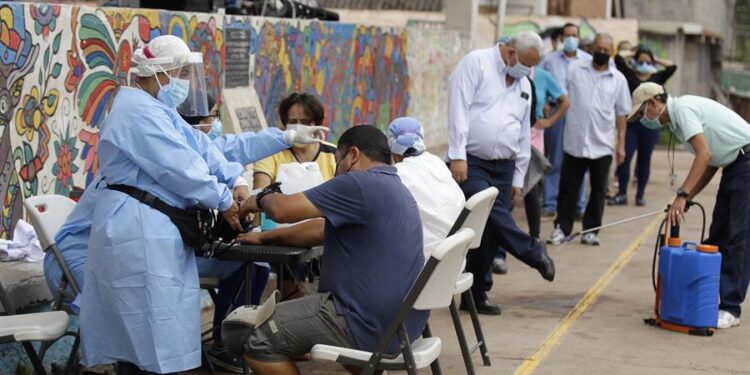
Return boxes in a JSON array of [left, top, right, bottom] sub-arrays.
[[234, 125, 428, 375]]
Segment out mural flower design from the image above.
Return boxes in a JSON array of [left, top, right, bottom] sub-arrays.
[[64, 49, 84, 95], [52, 129, 79, 195], [78, 129, 99, 187], [29, 4, 60, 38], [14, 86, 58, 142]]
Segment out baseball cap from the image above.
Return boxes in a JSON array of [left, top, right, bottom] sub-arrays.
[[629, 82, 666, 120]]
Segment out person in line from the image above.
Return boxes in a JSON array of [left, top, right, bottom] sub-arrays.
[[494, 64, 571, 275], [546, 33, 631, 246], [448, 31, 556, 316], [232, 125, 428, 375], [609, 46, 677, 206], [631, 82, 750, 329], [539, 23, 592, 220], [44, 92, 324, 373], [388, 117, 465, 259]]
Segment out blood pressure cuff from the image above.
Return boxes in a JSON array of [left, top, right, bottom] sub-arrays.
[[222, 291, 280, 355]]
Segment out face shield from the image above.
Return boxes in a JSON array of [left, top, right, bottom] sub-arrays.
[[131, 50, 209, 117]]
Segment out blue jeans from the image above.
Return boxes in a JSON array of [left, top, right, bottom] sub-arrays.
[[461, 155, 546, 300], [616, 121, 660, 199], [543, 116, 587, 213], [706, 151, 750, 317]]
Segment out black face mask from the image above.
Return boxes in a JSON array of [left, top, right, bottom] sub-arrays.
[[593, 51, 610, 66]]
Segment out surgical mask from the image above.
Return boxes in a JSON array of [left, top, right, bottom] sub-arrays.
[[636, 62, 658, 74], [593, 51, 610, 66], [207, 119, 222, 140], [157, 76, 190, 108], [639, 102, 665, 130], [507, 53, 531, 79], [563, 36, 579, 53]]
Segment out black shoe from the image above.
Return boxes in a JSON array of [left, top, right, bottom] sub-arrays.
[[636, 197, 646, 206], [460, 297, 502, 315], [607, 194, 627, 206], [536, 241, 556, 282], [206, 343, 245, 374]]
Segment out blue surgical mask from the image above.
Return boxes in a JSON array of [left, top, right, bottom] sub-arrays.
[[207, 119, 222, 140], [507, 53, 531, 79], [636, 62, 658, 74], [640, 102, 664, 130], [563, 36, 579, 53], [157, 77, 190, 108]]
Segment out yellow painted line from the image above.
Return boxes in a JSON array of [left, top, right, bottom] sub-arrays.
[[512, 213, 665, 375]]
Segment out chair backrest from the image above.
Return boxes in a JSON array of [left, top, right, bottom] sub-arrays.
[[449, 187, 498, 249], [413, 228, 475, 310], [23, 195, 77, 250]]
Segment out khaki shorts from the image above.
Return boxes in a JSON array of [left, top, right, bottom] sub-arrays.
[[246, 292, 353, 362]]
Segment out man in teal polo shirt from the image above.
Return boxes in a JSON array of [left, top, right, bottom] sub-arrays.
[[629, 82, 750, 329]]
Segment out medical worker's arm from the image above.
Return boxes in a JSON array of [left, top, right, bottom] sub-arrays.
[[213, 128, 291, 165], [112, 109, 234, 212], [191, 128, 243, 188], [237, 219, 325, 247]]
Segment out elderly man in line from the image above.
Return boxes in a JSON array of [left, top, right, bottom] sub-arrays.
[[546, 33, 632, 246], [388, 117, 465, 259], [232, 125, 428, 375], [448, 31, 556, 316]]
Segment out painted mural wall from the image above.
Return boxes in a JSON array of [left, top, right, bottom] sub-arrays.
[[0, 3, 431, 239]]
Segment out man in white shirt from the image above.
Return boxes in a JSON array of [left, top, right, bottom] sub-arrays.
[[547, 33, 632, 246], [448, 31, 556, 315], [539, 23, 592, 219], [389, 117, 465, 260]]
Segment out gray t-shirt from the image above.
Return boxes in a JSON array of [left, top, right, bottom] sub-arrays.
[[305, 165, 429, 352]]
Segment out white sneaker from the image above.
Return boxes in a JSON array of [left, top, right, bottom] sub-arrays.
[[717, 310, 741, 329], [580, 233, 600, 246], [546, 227, 566, 245]]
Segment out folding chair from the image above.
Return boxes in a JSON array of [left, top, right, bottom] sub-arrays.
[[23, 195, 82, 367], [311, 228, 476, 375], [445, 186, 499, 375], [0, 279, 70, 375]]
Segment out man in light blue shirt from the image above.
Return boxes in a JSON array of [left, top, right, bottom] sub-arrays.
[[448, 31, 556, 315], [546, 33, 631, 246], [630, 82, 750, 329], [539, 23, 592, 218]]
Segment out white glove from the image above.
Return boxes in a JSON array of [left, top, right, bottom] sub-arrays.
[[283, 125, 328, 145]]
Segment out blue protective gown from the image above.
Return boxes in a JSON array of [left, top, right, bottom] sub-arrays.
[[45, 119, 290, 314], [80, 87, 240, 373]]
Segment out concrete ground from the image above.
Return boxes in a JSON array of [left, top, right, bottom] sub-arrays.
[[190, 148, 746, 375]]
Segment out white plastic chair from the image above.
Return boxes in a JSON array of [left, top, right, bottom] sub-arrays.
[[0, 279, 69, 375], [23, 195, 81, 367], [311, 228, 476, 375], [446, 186, 499, 374]]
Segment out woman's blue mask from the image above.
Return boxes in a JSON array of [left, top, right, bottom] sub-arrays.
[[636, 62, 658, 74], [157, 77, 190, 108], [207, 119, 222, 140]]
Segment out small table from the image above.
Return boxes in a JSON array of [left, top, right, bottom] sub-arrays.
[[199, 242, 323, 304]]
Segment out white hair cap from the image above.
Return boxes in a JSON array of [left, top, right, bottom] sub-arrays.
[[509, 31, 543, 54], [131, 35, 198, 77]]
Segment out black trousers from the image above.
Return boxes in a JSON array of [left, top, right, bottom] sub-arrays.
[[554, 153, 612, 235], [706, 151, 750, 317], [524, 182, 543, 239]]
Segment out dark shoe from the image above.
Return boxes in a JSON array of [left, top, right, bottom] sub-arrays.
[[206, 343, 245, 374], [536, 241, 556, 282], [607, 194, 627, 206], [636, 197, 646, 206], [575, 211, 584, 221], [461, 296, 502, 315], [492, 257, 508, 274]]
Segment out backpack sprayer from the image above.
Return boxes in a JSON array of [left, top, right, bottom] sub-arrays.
[[562, 201, 720, 336]]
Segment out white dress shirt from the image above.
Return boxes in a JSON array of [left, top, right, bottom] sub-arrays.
[[563, 60, 632, 159], [396, 152, 466, 260], [539, 49, 592, 89], [448, 45, 533, 188]]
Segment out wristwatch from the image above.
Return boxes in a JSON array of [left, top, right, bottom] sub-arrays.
[[676, 187, 690, 199], [256, 182, 283, 211]]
